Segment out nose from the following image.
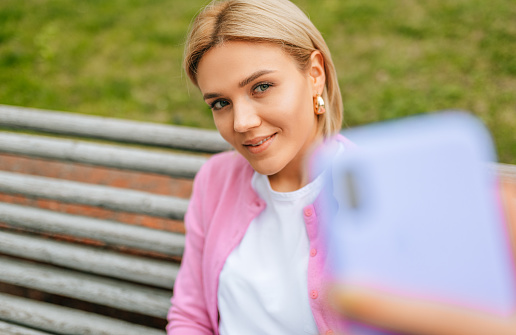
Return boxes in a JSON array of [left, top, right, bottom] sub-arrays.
[[233, 101, 261, 133]]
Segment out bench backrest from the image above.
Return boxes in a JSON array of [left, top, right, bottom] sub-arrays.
[[0, 105, 229, 335], [1, 105, 515, 334]]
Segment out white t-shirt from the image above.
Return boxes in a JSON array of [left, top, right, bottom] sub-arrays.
[[218, 171, 325, 335]]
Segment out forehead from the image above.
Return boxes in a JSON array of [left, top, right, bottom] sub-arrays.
[[196, 41, 302, 91]]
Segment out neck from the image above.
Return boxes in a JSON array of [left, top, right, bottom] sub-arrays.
[[267, 134, 324, 192], [267, 162, 308, 192]]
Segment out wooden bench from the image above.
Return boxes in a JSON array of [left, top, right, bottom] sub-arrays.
[[0, 105, 229, 335], [0, 105, 515, 334]]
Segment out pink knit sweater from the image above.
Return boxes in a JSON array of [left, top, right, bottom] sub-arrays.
[[166, 136, 353, 334]]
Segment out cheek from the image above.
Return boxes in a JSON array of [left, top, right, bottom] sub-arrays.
[[275, 81, 314, 124], [212, 112, 234, 142]]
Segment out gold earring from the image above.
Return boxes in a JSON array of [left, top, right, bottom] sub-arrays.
[[313, 94, 326, 115]]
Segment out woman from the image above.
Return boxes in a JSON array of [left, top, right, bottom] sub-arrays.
[[167, 0, 351, 334], [167, 0, 516, 334]]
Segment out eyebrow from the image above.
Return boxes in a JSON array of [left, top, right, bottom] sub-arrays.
[[239, 69, 276, 87], [203, 92, 223, 100], [202, 69, 276, 101]]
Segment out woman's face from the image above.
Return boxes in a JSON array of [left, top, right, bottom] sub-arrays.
[[196, 41, 325, 190]]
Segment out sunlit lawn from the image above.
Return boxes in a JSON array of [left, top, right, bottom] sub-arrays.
[[0, 0, 515, 163]]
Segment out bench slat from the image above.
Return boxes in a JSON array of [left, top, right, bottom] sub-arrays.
[[0, 132, 207, 178], [0, 321, 52, 335], [0, 231, 178, 288], [0, 256, 171, 318], [0, 104, 229, 153], [497, 163, 516, 181], [0, 171, 188, 219], [0, 293, 166, 335], [0, 203, 184, 255]]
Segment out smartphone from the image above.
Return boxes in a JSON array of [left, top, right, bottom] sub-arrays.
[[319, 112, 516, 334]]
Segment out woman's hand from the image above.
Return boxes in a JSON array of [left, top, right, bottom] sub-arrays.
[[329, 179, 516, 335], [329, 284, 516, 335]]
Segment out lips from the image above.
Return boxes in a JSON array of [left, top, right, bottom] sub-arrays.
[[247, 135, 274, 146], [243, 133, 276, 154]]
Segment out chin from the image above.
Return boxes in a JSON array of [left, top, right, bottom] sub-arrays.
[[249, 162, 283, 176]]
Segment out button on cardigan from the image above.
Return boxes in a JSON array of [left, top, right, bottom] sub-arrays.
[[166, 135, 353, 335]]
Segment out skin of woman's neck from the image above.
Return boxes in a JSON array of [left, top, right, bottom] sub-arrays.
[[267, 159, 308, 192], [267, 131, 324, 192]]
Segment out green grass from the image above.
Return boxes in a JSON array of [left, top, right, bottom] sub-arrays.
[[0, 0, 515, 163]]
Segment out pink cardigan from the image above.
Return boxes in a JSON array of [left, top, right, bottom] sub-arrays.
[[166, 136, 352, 335]]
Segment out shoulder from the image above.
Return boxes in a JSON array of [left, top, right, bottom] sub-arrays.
[[187, 150, 256, 232], [194, 150, 254, 193], [198, 150, 252, 179], [203, 150, 250, 171], [336, 133, 357, 149], [308, 134, 356, 179]]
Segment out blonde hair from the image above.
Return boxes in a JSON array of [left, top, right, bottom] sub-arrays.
[[184, 0, 343, 136]]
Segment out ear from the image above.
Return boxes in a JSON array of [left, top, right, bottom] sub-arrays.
[[309, 50, 326, 95]]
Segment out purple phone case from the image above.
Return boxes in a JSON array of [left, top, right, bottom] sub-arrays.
[[320, 112, 516, 334]]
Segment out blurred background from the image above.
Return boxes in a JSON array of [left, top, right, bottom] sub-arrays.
[[0, 0, 515, 163]]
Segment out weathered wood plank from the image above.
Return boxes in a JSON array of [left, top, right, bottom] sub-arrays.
[[0, 293, 166, 335], [0, 203, 184, 255], [0, 256, 171, 318], [0, 132, 207, 178], [0, 171, 188, 219], [497, 163, 516, 181], [0, 321, 52, 335], [0, 104, 229, 153], [0, 231, 178, 288]]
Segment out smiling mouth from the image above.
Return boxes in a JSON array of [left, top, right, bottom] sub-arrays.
[[246, 134, 275, 147], [243, 133, 277, 154]]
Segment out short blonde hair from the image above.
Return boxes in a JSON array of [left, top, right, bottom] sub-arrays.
[[184, 0, 343, 136]]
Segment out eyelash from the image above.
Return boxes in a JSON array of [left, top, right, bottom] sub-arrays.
[[210, 99, 229, 111], [209, 82, 274, 111], [252, 82, 273, 94]]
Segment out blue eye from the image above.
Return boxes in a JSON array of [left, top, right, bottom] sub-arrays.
[[211, 100, 230, 110], [254, 83, 271, 93]]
